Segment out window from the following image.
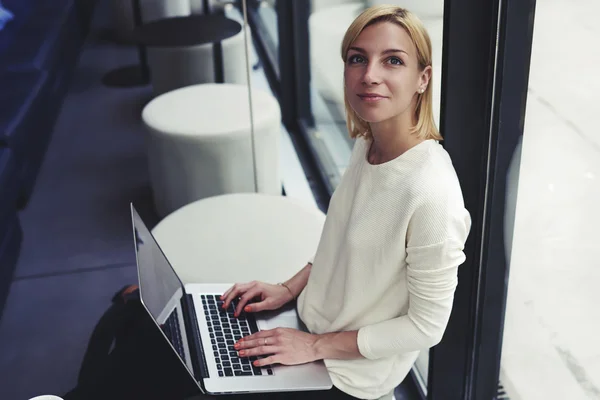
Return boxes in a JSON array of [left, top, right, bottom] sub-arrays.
[[246, 0, 280, 82], [499, 1, 600, 398]]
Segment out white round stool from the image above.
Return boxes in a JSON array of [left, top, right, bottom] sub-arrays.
[[142, 84, 282, 217], [146, 23, 249, 97]]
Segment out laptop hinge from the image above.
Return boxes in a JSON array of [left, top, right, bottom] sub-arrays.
[[181, 293, 210, 379]]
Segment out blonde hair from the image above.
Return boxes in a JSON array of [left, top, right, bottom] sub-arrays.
[[341, 5, 442, 141]]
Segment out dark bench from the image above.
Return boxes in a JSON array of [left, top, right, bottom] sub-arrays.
[[0, 146, 22, 320], [0, 69, 50, 201], [0, 0, 97, 320]]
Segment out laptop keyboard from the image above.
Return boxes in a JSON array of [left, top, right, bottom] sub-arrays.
[[162, 308, 187, 364], [201, 294, 274, 378]]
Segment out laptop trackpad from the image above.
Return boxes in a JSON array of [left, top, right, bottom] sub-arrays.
[[266, 316, 301, 329], [256, 301, 307, 332]]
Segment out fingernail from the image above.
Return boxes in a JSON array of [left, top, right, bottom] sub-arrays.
[[244, 306, 251, 312], [234, 343, 240, 348], [239, 350, 246, 355], [253, 361, 258, 366]]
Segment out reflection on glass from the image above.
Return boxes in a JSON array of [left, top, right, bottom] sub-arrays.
[[306, 1, 445, 388], [499, 1, 600, 399], [257, 0, 279, 49]]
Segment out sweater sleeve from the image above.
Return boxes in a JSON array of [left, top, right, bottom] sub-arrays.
[[357, 194, 471, 360]]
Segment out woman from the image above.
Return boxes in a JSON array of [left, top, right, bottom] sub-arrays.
[[221, 5, 471, 400]]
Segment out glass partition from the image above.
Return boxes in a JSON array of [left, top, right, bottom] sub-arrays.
[[499, 1, 600, 398]]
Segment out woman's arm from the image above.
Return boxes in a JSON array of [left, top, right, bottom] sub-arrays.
[[313, 331, 361, 360], [356, 196, 471, 360], [356, 239, 465, 360], [283, 261, 312, 298], [309, 237, 465, 362], [309, 235, 468, 363]]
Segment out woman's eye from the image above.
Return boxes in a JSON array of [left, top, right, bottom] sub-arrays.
[[388, 57, 403, 65], [348, 55, 365, 64]]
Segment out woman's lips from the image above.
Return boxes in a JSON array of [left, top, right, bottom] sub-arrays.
[[358, 94, 387, 102]]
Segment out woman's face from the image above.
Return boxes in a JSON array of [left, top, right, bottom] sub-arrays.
[[344, 21, 431, 124]]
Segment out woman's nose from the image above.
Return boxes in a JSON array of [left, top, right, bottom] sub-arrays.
[[362, 63, 381, 85]]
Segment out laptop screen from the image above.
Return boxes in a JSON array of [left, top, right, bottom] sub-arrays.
[[130, 205, 207, 393], [131, 205, 184, 323]]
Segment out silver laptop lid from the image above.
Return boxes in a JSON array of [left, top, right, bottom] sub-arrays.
[[130, 204, 204, 392], [131, 206, 184, 319]]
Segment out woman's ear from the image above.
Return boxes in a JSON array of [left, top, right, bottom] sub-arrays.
[[420, 65, 432, 89]]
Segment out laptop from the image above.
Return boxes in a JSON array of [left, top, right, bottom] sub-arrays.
[[130, 204, 333, 395]]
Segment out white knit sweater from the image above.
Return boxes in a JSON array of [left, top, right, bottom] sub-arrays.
[[297, 136, 471, 399]]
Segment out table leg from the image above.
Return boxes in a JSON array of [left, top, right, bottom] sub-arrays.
[[132, 0, 150, 82], [204, 3, 225, 83], [101, 0, 150, 88]]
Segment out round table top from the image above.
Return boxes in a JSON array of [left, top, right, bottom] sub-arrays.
[[152, 193, 325, 285], [132, 14, 242, 47], [142, 84, 281, 138]]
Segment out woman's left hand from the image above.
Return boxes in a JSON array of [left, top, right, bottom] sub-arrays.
[[234, 328, 319, 367]]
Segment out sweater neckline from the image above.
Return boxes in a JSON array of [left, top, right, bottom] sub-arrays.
[[363, 138, 436, 168]]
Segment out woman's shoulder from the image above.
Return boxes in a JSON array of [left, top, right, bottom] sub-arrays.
[[419, 141, 460, 179], [412, 142, 466, 204], [409, 146, 471, 240]]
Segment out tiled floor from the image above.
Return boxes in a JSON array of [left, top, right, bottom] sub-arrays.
[[2, 267, 140, 397], [0, 3, 154, 398]]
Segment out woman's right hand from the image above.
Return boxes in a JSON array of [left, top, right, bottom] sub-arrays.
[[220, 281, 294, 318]]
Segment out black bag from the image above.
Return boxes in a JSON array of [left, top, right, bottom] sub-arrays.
[[63, 285, 201, 400]]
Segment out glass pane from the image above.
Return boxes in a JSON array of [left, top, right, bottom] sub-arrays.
[[500, 1, 600, 398], [306, 0, 445, 194], [256, 0, 279, 52]]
